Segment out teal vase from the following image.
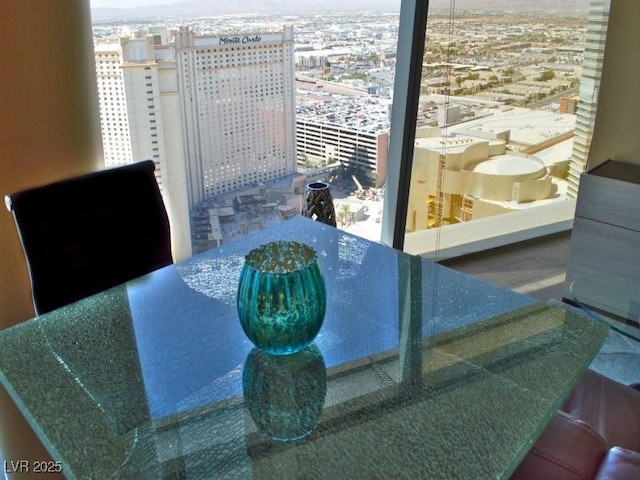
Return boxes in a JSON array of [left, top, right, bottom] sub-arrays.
[[237, 241, 326, 355], [243, 344, 327, 441]]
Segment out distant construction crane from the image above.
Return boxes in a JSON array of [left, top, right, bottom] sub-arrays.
[[351, 175, 363, 192]]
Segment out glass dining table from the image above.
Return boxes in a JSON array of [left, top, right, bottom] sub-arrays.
[[569, 274, 640, 342], [0, 216, 608, 479]]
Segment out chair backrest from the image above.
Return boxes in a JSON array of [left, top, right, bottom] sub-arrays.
[[5, 160, 173, 315]]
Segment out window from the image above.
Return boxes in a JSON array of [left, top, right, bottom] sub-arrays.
[[383, 0, 611, 258], [88, 0, 610, 261]]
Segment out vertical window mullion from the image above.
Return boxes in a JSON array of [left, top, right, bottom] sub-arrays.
[[381, 0, 430, 250]]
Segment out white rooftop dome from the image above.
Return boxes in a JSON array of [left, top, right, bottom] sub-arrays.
[[473, 155, 544, 176]]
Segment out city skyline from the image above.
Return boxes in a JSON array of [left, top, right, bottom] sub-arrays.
[[91, 1, 605, 255], [95, 25, 299, 256]]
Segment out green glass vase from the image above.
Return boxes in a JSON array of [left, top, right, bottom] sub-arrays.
[[237, 241, 326, 355], [243, 344, 327, 441]]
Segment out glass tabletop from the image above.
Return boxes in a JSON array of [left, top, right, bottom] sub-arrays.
[[0, 217, 608, 479], [569, 274, 640, 341]]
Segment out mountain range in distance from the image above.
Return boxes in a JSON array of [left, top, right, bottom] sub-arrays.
[[91, 0, 591, 23]]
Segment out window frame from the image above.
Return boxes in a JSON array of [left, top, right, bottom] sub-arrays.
[[381, 0, 430, 250]]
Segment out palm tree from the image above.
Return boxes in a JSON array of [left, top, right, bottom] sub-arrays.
[[339, 203, 351, 227]]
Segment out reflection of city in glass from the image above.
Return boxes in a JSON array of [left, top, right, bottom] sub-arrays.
[[91, 0, 608, 258]]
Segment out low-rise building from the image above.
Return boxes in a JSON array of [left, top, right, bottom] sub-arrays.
[[296, 95, 390, 187], [407, 129, 557, 232]]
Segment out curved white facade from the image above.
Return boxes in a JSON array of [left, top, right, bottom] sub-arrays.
[[467, 155, 551, 202], [407, 133, 555, 231]]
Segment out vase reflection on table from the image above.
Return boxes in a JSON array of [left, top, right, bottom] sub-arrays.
[[237, 240, 326, 355], [243, 344, 327, 442]]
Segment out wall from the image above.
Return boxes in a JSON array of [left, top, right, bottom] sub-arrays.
[[404, 201, 576, 258], [588, 0, 640, 169], [0, 1, 102, 476]]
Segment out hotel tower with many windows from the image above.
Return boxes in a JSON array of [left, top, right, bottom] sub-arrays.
[[94, 26, 297, 259], [175, 26, 297, 206], [566, 0, 610, 198]]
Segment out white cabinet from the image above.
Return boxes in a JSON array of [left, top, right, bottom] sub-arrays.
[[563, 160, 640, 321]]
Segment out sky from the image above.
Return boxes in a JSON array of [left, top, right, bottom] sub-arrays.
[[90, 0, 178, 7]]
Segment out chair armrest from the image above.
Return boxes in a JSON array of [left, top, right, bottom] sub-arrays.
[[511, 411, 607, 480], [595, 447, 640, 480], [562, 369, 640, 452]]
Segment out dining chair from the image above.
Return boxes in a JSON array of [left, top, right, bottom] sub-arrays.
[[5, 160, 173, 315]]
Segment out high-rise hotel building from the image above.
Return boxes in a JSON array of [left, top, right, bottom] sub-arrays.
[[94, 26, 297, 259], [567, 0, 610, 198], [174, 27, 297, 206]]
